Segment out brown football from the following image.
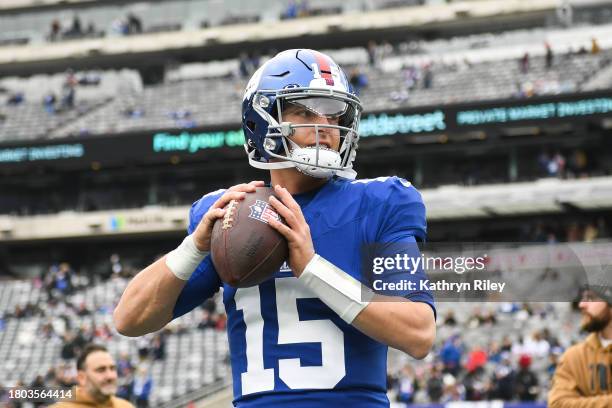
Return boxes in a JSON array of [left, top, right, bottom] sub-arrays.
[[210, 187, 289, 287]]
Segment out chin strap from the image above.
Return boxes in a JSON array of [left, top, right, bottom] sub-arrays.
[[246, 146, 358, 180]]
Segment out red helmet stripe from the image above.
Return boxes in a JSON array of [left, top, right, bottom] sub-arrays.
[[314, 52, 334, 86]]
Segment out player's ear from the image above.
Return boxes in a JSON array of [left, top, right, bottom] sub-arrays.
[[76, 369, 87, 386]]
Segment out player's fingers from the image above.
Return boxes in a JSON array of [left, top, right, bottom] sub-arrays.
[[267, 216, 294, 240], [211, 191, 246, 209], [227, 183, 249, 192], [268, 196, 298, 228], [228, 180, 263, 193], [273, 185, 305, 221], [202, 208, 226, 226]]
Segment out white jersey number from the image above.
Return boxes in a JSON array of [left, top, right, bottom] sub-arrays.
[[234, 278, 346, 395]]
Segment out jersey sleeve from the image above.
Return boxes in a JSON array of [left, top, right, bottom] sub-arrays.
[[172, 190, 225, 319], [374, 176, 427, 243], [366, 177, 435, 317]]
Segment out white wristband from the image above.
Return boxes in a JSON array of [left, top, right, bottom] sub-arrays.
[[166, 235, 209, 281], [299, 254, 373, 324]]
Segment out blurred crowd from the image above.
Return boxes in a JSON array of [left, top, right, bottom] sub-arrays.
[[0, 254, 227, 408], [387, 302, 577, 405], [521, 218, 609, 243], [47, 12, 142, 42]]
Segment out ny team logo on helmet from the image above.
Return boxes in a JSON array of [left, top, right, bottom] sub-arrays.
[[242, 49, 363, 179]]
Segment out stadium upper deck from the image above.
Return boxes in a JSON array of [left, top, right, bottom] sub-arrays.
[[0, 26, 611, 144]]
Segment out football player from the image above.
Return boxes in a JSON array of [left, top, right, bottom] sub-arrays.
[[114, 49, 436, 407]]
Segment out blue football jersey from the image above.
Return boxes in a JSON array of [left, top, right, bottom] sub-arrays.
[[173, 176, 436, 407]]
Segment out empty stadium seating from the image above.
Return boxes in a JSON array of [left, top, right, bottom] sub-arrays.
[[1, 37, 610, 143]]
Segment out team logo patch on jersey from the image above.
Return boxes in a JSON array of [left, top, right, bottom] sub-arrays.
[[249, 200, 281, 225]]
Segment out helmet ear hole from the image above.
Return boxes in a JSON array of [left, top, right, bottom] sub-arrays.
[[246, 120, 256, 132]]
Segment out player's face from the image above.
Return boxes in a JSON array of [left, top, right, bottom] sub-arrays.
[[78, 351, 118, 400], [282, 103, 341, 152], [578, 290, 611, 333]]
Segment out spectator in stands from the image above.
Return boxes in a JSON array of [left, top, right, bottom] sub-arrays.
[[61, 70, 78, 110], [442, 310, 457, 326], [520, 52, 530, 74], [490, 353, 515, 400], [422, 64, 434, 89], [464, 365, 490, 401], [395, 365, 416, 403], [567, 149, 588, 178], [239, 52, 251, 78], [137, 337, 150, 360], [349, 68, 368, 95], [441, 373, 464, 402], [426, 362, 444, 402], [132, 367, 152, 408], [0, 384, 8, 406], [117, 352, 134, 378], [61, 332, 78, 361], [30, 374, 46, 389], [43, 93, 57, 115], [488, 341, 503, 363], [547, 351, 561, 377], [215, 313, 227, 331], [7, 92, 24, 106], [51, 344, 134, 408], [197, 310, 216, 330], [440, 335, 463, 376], [583, 222, 598, 242], [401, 64, 418, 91], [111, 253, 123, 277], [57, 362, 78, 388], [66, 15, 83, 38], [367, 41, 377, 67], [515, 354, 539, 401], [117, 366, 134, 402], [127, 14, 143, 35], [297, 0, 311, 18], [111, 17, 129, 36], [282, 1, 299, 19], [115, 351, 135, 401], [596, 217, 609, 239], [201, 298, 217, 315], [549, 279, 612, 407], [524, 331, 550, 358], [151, 333, 166, 360], [73, 327, 90, 353], [76, 302, 91, 317], [171, 109, 196, 128], [591, 37, 600, 54], [539, 150, 566, 178], [49, 19, 62, 41], [86, 22, 97, 37], [465, 345, 488, 373], [545, 42, 554, 69], [94, 323, 113, 341]]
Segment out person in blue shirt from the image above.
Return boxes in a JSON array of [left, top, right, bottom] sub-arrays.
[[114, 49, 436, 407]]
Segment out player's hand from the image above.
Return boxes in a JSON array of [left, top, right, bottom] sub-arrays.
[[267, 184, 315, 277], [192, 181, 265, 252]]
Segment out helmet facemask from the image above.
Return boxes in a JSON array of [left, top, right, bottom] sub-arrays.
[[247, 87, 362, 179]]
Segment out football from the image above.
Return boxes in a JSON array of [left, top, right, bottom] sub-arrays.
[[210, 187, 289, 287]]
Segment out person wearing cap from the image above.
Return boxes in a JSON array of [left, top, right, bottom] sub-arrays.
[[548, 274, 612, 408]]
